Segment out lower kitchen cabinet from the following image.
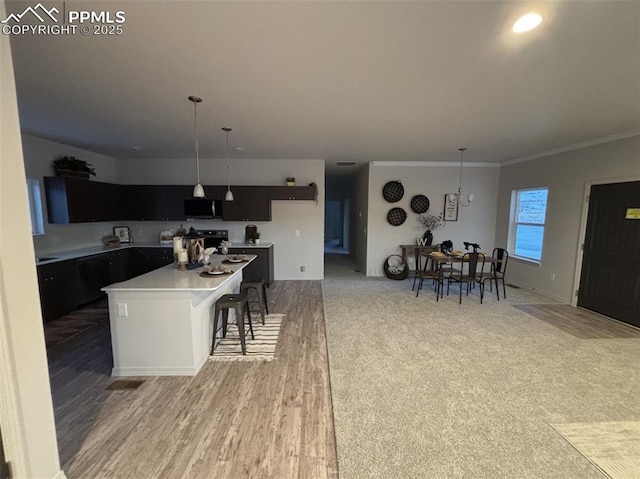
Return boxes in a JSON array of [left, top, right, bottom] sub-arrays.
[[228, 245, 274, 286], [37, 259, 79, 322], [77, 254, 111, 305], [132, 247, 174, 276], [107, 248, 134, 283]]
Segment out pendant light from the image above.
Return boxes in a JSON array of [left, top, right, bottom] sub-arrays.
[[448, 147, 474, 207], [189, 95, 205, 198], [222, 127, 234, 201]]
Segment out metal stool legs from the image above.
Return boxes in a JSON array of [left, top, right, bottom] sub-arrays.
[[211, 293, 254, 355], [240, 280, 268, 324]]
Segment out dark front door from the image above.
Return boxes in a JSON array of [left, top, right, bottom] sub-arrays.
[[578, 181, 640, 326]]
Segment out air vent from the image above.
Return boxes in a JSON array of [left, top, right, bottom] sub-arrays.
[[336, 161, 357, 166]]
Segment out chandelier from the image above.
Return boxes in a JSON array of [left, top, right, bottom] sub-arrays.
[[448, 147, 474, 207]]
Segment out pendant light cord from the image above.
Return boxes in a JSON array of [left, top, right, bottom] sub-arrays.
[[458, 147, 466, 194], [194, 101, 200, 184], [223, 127, 232, 192]]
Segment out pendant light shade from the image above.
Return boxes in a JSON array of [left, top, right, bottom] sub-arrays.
[[222, 127, 234, 201], [448, 147, 473, 207], [189, 95, 205, 198]]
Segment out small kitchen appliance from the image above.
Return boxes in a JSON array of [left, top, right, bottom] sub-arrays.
[[245, 225, 258, 244]]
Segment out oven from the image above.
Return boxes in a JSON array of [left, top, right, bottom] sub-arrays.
[[198, 229, 229, 249]]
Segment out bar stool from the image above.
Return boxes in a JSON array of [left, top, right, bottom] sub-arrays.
[[240, 279, 268, 325], [210, 293, 254, 355]]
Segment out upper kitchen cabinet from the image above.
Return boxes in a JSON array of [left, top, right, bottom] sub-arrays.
[[44, 176, 122, 223], [222, 186, 272, 221], [269, 185, 316, 201], [141, 185, 193, 221], [120, 184, 146, 221]]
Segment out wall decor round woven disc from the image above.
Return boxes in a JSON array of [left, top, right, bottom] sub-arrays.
[[387, 207, 407, 226], [410, 194, 430, 214], [382, 181, 404, 203]]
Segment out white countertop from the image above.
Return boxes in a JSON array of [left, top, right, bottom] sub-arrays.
[[102, 255, 255, 292], [35, 242, 272, 265], [228, 242, 273, 248]]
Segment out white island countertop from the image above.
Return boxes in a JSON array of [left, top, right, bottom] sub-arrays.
[[102, 255, 255, 293]]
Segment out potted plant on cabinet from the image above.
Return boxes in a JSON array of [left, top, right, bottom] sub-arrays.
[[254, 232, 261, 245], [286, 177, 295, 186], [52, 156, 96, 179]]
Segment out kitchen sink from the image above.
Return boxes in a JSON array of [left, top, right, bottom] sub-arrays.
[[36, 257, 58, 263]]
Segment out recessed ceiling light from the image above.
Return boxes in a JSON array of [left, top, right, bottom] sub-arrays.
[[235, 146, 245, 151], [513, 13, 542, 33], [131, 146, 141, 150]]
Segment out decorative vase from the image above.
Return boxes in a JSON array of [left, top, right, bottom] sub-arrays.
[[423, 230, 433, 246], [286, 181, 295, 186]]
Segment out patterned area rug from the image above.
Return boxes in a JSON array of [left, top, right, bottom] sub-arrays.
[[209, 313, 285, 361], [551, 421, 640, 479], [44, 298, 109, 348]]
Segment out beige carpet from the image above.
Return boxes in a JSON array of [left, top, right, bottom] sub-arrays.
[[209, 313, 284, 361], [551, 421, 640, 479], [322, 255, 640, 478]]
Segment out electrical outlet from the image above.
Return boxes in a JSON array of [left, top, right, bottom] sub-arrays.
[[295, 229, 300, 236], [550, 273, 556, 281], [117, 303, 128, 317], [300, 265, 305, 272]]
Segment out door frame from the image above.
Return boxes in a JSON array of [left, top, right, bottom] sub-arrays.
[[572, 175, 640, 307]]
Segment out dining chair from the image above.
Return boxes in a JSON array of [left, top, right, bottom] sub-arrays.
[[412, 244, 439, 291], [415, 253, 444, 299], [478, 248, 509, 301], [447, 252, 486, 304]]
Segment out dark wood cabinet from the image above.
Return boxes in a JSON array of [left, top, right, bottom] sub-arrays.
[[269, 186, 316, 201], [107, 248, 134, 283], [44, 177, 122, 223], [43, 180, 294, 224], [223, 186, 272, 221], [141, 185, 192, 221], [120, 184, 146, 221], [77, 254, 110, 305], [37, 259, 78, 322], [228, 245, 274, 286], [132, 247, 174, 276]]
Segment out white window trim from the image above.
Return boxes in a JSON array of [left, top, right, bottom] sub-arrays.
[[507, 187, 548, 265]]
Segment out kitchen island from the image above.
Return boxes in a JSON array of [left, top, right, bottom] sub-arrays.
[[102, 255, 255, 377]]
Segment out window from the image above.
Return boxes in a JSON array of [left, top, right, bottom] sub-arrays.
[[509, 187, 548, 262], [26, 178, 44, 235]]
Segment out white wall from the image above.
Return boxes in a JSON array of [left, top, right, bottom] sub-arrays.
[[496, 135, 640, 302], [118, 157, 325, 280], [0, 7, 64, 477], [367, 162, 500, 276]]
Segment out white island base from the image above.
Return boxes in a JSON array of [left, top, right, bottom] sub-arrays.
[[103, 258, 252, 376]]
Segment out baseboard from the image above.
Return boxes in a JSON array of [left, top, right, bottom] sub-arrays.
[[54, 470, 68, 479]]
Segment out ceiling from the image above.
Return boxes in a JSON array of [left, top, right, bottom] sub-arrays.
[[8, 1, 640, 174]]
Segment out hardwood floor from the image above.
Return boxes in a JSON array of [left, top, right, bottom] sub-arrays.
[[47, 280, 338, 478], [512, 304, 640, 339]]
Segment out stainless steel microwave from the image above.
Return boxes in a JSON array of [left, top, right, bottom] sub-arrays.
[[184, 199, 223, 219]]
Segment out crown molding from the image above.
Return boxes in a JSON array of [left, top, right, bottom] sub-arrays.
[[371, 161, 499, 168], [501, 129, 640, 166]]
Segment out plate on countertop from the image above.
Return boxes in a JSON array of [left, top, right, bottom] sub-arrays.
[[199, 270, 233, 278]]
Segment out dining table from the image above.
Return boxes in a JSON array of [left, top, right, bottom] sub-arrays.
[[424, 253, 502, 300]]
